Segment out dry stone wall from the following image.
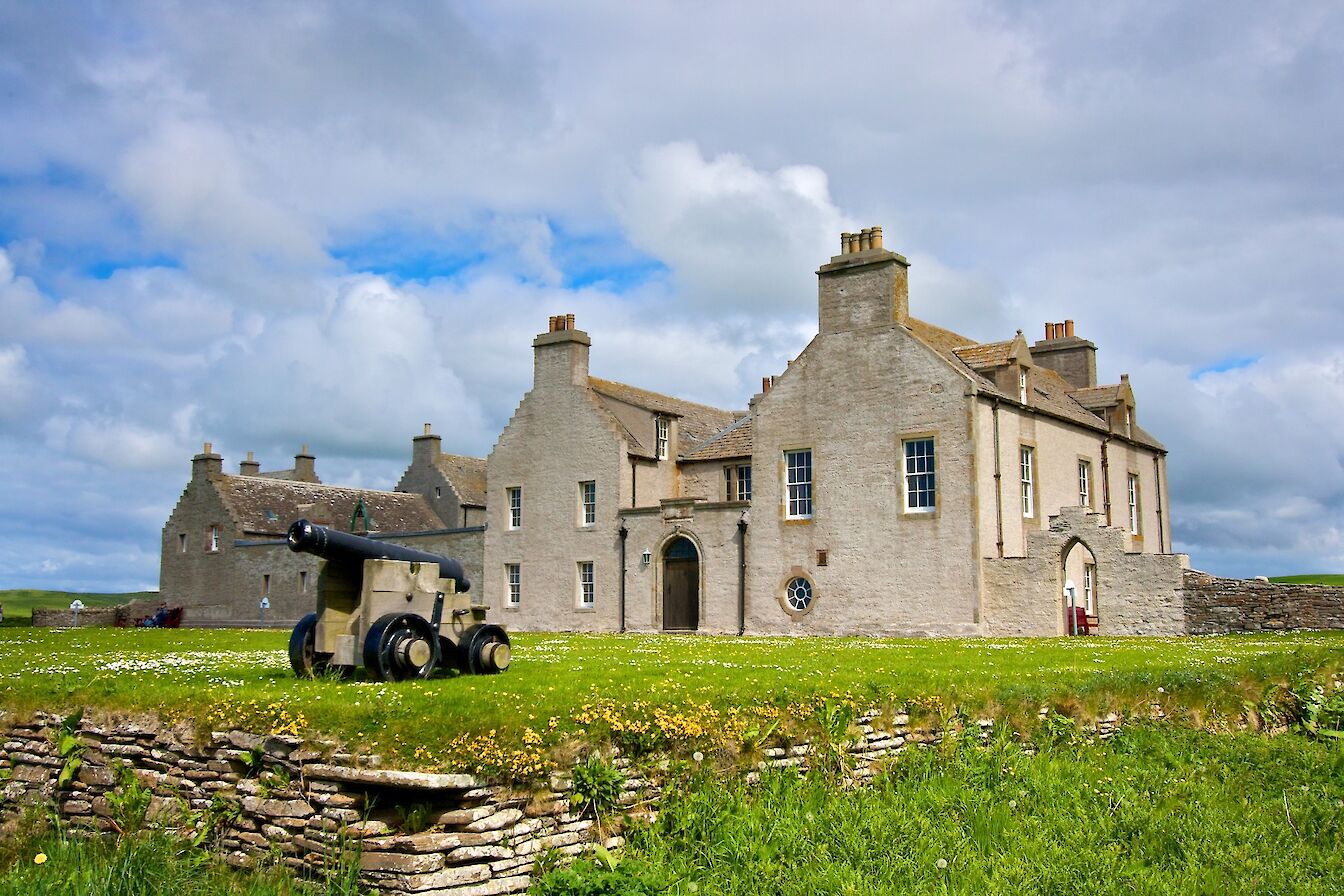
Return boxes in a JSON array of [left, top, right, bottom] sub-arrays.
[[1182, 571, 1344, 634], [2, 707, 1130, 894]]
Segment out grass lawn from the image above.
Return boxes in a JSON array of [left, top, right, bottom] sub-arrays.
[[1, 628, 1341, 779], [539, 725, 1344, 895], [0, 590, 153, 623], [1270, 574, 1344, 586]]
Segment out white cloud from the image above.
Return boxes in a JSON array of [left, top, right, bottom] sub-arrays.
[[1, 1, 1343, 588], [611, 142, 846, 314]]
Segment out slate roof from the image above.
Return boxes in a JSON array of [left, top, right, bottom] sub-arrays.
[[1071, 385, 1125, 410], [952, 340, 1015, 370], [434, 454, 487, 507], [904, 317, 1164, 451], [588, 377, 741, 458], [215, 476, 445, 537], [683, 415, 753, 461]]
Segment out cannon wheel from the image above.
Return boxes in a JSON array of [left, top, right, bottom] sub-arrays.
[[288, 613, 335, 678], [462, 624, 512, 675], [363, 613, 440, 681]]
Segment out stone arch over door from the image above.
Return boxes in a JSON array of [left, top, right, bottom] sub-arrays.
[[661, 534, 701, 631], [1060, 536, 1098, 633]]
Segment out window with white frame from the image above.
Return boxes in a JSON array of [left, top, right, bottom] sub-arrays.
[[506, 564, 521, 607], [579, 480, 596, 527], [1020, 447, 1035, 518], [655, 417, 669, 460], [1125, 406, 1132, 436], [1019, 369, 1028, 404], [725, 464, 752, 501], [1128, 474, 1141, 535], [1083, 563, 1096, 615], [1078, 459, 1091, 508], [785, 449, 813, 519], [903, 437, 936, 512], [578, 561, 595, 608], [209, 525, 221, 552], [507, 487, 522, 530]]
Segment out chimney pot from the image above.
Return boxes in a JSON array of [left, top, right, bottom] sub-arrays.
[[1065, 319, 1075, 337], [871, 226, 883, 249], [859, 228, 872, 251], [762, 376, 770, 393], [840, 232, 852, 254], [1045, 323, 1053, 340], [1120, 373, 1129, 382], [203, 442, 212, 454], [566, 313, 575, 330]]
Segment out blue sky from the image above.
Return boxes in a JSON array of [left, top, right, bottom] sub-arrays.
[[1, 0, 1343, 591]]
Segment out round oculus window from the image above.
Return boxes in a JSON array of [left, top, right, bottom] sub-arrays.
[[785, 576, 813, 612]]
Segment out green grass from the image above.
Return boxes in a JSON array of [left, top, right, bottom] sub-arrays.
[[0, 820, 367, 896], [1270, 575, 1344, 586], [535, 725, 1344, 895], [0, 590, 153, 624], [1, 628, 1341, 778]]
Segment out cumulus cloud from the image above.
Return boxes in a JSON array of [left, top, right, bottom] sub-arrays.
[[610, 142, 845, 315], [1, 1, 1342, 589]]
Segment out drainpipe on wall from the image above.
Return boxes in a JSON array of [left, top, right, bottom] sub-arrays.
[[992, 399, 1004, 558], [1154, 455, 1165, 553], [737, 512, 749, 635], [1100, 436, 1112, 527], [618, 523, 628, 633]]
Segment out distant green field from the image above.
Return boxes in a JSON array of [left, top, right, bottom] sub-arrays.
[[0, 589, 154, 623], [1268, 574, 1344, 586]]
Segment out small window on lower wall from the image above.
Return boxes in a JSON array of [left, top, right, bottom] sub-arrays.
[[778, 570, 817, 619], [577, 561, 595, 608], [506, 563, 521, 607]]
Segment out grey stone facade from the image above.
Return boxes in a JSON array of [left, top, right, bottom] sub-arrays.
[[483, 230, 1186, 637], [159, 438, 487, 628]]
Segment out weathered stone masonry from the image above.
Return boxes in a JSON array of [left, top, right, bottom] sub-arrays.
[[1182, 571, 1344, 634], [2, 708, 1132, 894]]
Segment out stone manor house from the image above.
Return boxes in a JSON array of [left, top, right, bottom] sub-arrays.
[[162, 227, 1191, 636]]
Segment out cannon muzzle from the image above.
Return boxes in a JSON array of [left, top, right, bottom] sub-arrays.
[[286, 519, 470, 592]]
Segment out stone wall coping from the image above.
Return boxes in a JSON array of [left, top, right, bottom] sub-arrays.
[[302, 763, 482, 791]]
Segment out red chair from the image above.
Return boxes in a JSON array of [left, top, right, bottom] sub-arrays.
[[1067, 605, 1090, 635]]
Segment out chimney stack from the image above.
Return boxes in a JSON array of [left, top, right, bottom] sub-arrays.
[[1031, 319, 1097, 388], [533, 313, 591, 389], [819, 226, 910, 333], [239, 450, 260, 476], [412, 423, 443, 467], [191, 441, 223, 481], [293, 444, 318, 483]]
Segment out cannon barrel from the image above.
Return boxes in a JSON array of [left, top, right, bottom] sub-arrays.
[[286, 519, 470, 592]]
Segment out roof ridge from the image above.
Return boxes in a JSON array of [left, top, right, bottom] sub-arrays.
[[684, 413, 751, 454], [587, 375, 738, 417]]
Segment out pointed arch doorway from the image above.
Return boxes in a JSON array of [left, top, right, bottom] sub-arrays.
[[662, 536, 700, 631]]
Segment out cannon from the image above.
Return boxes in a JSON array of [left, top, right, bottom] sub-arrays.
[[285, 519, 510, 680]]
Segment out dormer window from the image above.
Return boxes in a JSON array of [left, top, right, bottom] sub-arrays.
[[655, 417, 669, 460], [1125, 406, 1132, 436], [1019, 369, 1028, 404]]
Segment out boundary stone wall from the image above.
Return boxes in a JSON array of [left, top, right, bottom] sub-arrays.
[[1182, 571, 1344, 634], [1, 708, 1131, 894]]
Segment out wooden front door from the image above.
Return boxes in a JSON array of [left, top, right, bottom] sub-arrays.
[[662, 537, 700, 630]]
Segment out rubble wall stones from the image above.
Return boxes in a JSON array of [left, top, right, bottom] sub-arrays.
[[1, 708, 1129, 894], [1182, 571, 1344, 634]]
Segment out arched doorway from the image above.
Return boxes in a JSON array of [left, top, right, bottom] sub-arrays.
[[1061, 538, 1098, 634], [662, 536, 700, 631]]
